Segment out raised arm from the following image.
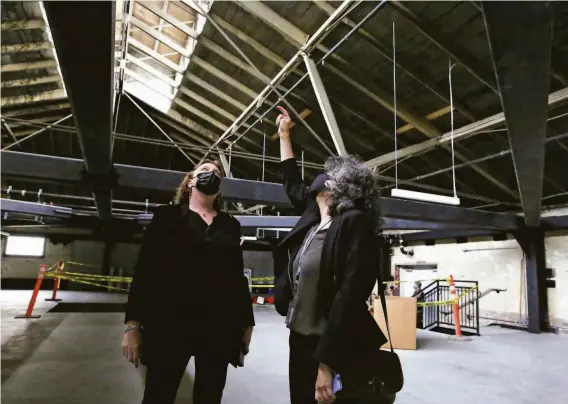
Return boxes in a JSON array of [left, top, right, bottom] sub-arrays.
[[276, 106, 309, 213]]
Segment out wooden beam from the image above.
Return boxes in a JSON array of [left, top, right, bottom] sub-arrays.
[[313, 0, 476, 121], [130, 16, 190, 57], [1, 102, 70, 117], [396, 106, 453, 134], [389, 0, 498, 94], [1, 20, 45, 31], [1, 60, 57, 73], [137, 1, 198, 39], [1, 75, 61, 88], [1, 89, 67, 107], [1, 41, 51, 53], [191, 56, 257, 98], [178, 86, 237, 122], [186, 72, 247, 110], [127, 37, 184, 73]]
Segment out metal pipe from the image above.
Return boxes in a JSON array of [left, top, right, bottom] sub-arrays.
[[389, 131, 568, 186], [2, 115, 73, 150], [228, 0, 387, 149], [201, 0, 358, 153], [0, 117, 77, 133], [112, 132, 324, 168], [1, 120, 20, 148], [1, 188, 161, 209]]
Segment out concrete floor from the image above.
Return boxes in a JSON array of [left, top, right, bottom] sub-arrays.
[[1, 290, 567, 404]]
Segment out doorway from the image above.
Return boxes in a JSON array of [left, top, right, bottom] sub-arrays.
[[397, 264, 438, 297]]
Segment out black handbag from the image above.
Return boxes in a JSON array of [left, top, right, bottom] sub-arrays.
[[370, 279, 404, 394], [338, 276, 404, 402]]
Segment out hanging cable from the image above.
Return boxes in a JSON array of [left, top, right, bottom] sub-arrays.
[[228, 145, 233, 177], [261, 120, 267, 217], [449, 61, 457, 198], [301, 149, 305, 180], [393, 22, 398, 189]]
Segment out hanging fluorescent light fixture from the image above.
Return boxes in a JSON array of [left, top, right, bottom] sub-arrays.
[[391, 188, 460, 205], [389, 25, 461, 207]]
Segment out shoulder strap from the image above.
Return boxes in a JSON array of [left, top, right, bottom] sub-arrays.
[[377, 248, 394, 353]]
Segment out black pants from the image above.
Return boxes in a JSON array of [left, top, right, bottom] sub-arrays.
[[289, 330, 320, 404], [142, 334, 229, 404]]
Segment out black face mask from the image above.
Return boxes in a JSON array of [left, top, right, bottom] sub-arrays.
[[308, 173, 330, 197], [194, 171, 222, 196]]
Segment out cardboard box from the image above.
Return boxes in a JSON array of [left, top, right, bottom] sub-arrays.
[[374, 296, 417, 350]]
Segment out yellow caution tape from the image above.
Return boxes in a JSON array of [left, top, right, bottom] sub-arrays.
[[65, 261, 100, 268], [417, 285, 479, 307], [57, 271, 132, 282], [249, 277, 274, 281], [49, 273, 129, 292]]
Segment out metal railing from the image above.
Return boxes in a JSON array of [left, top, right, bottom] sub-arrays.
[[422, 279, 480, 336]]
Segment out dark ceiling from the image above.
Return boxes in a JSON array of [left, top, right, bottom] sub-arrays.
[[2, 1, 568, 216]]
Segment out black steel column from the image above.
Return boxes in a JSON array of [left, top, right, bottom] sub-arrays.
[[102, 240, 115, 278], [514, 228, 548, 333], [482, 2, 554, 226], [43, 2, 116, 221]]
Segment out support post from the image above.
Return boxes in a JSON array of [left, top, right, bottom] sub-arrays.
[[45, 261, 64, 302], [303, 55, 346, 156], [15, 264, 47, 319], [482, 2, 553, 226], [102, 240, 115, 279], [514, 228, 548, 333]]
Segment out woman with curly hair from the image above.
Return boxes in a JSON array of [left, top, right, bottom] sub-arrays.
[[274, 106, 393, 404]]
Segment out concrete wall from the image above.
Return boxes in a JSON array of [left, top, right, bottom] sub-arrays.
[[1, 238, 72, 279], [243, 251, 273, 279], [392, 207, 568, 331], [1, 238, 273, 281]]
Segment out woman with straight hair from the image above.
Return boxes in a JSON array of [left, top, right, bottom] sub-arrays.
[[274, 106, 395, 404], [122, 159, 255, 404]]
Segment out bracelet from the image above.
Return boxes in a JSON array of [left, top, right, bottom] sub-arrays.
[[125, 324, 141, 333]]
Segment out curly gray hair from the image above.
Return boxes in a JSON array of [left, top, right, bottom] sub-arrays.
[[324, 155, 382, 232]]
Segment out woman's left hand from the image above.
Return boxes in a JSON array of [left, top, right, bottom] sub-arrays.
[[315, 363, 336, 403], [242, 326, 254, 353]]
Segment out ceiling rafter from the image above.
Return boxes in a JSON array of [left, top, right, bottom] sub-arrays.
[[1, 75, 61, 88], [313, 0, 477, 122], [235, 1, 518, 199], [1, 89, 67, 107], [1, 59, 57, 73], [1, 102, 70, 117], [130, 15, 191, 57], [1, 41, 52, 53], [1, 20, 45, 30], [388, 0, 498, 94], [128, 37, 185, 73], [137, 1, 198, 39]]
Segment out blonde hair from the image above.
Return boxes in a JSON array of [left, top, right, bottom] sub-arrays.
[[174, 159, 225, 205]]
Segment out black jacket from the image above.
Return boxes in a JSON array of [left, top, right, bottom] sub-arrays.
[[274, 158, 388, 371], [125, 204, 254, 365]]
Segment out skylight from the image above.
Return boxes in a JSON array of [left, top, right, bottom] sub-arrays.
[[115, 0, 212, 113]]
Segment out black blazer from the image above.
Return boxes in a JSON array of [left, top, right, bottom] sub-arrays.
[[274, 158, 388, 371], [125, 204, 254, 365]]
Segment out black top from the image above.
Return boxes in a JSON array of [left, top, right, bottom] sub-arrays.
[[125, 204, 254, 336], [274, 158, 388, 372], [287, 227, 328, 336]]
